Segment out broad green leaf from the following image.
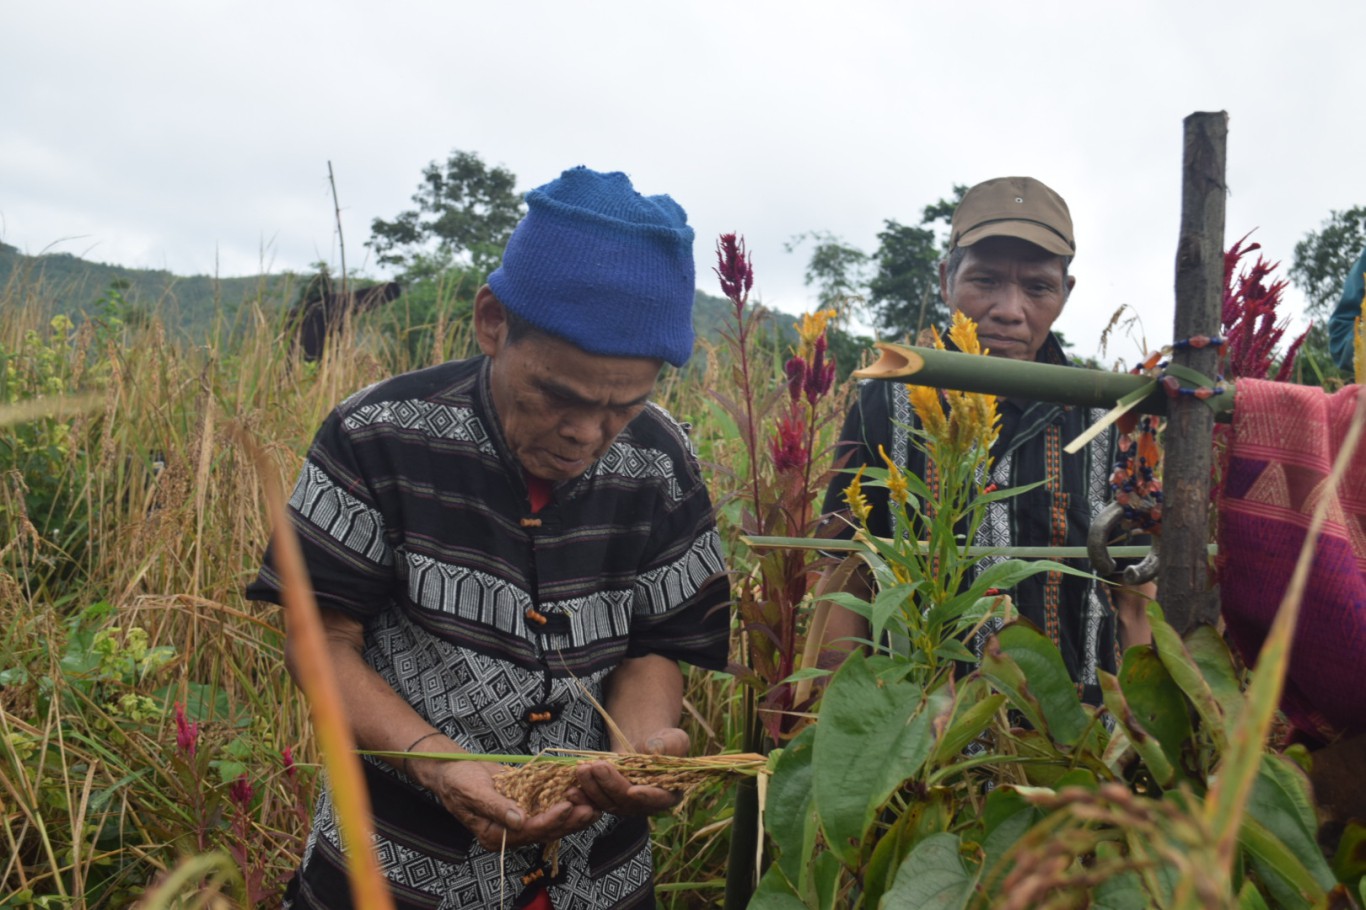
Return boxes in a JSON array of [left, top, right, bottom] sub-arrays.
[[811, 851, 843, 910], [813, 653, 934, 868], [1099, 670, 1175, 788], [1184, 623, 1244, 730], [981, 621, 1091, 748], [879, 832, 979, 910], [1238, 815, 1328, 909], [864, 789, 954, 909], [869, 582, 920, 648], [1147, 603, 1228, 752], [979, 787, 1040, 873], [749, 865, 809, 910], [1238, 754, 1334, 907], [1118, 646, 1194, 785], [766, 726, 818, 890]]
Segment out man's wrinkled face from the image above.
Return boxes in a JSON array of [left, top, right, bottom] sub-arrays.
[[940, 236, 1074, 362], [475, 288, 662, 482]]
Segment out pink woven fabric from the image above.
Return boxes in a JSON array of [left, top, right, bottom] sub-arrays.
[[1217, 378, 1366, 742]]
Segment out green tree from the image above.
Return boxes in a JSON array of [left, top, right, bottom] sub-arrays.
[[367, 150, 525, 279], [1290, 205, 1366, 319], [785, 231, 871, 324], [1287, 206, 1365, 382], [867, 184, 967, 340]]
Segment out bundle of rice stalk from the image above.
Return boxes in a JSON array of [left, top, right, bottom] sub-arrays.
[[493, 750, 768, 816]]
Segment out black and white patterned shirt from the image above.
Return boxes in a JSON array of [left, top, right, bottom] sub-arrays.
[[249, 356, 730, 909]]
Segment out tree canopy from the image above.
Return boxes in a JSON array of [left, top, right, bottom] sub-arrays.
[[792, 185, 967, 341], [368, 150, 525, 280], [1290, 205, 1366, 318]]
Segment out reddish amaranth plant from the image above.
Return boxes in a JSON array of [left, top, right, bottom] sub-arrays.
[[1221, 233, 1308, 381], [710, 234, 845, 743], [174, 701, 200, 757]]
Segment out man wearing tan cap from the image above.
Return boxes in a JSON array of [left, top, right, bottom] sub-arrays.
[[820, 176, 1152, 704]]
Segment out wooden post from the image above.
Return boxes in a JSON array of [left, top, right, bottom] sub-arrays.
[[1160, 111, 1228, 632]]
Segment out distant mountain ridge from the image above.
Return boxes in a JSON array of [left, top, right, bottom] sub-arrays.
[[0, 241, 297, 337], [0, 242, 782, 347]]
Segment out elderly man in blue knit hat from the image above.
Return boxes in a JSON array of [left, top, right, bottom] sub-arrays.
[[249, 167, 730, 909]]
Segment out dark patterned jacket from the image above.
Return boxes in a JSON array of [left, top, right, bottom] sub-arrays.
[[248, 356, 730, 909], [821, 333, 1123, 704]]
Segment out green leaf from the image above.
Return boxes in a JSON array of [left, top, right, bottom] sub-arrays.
[[1117, 645, 1194, 785], [1146, 603, 1228, 752], [879, 832, 979, 910], [981, 622, 1091, 748], [979, 787, 1040, 873], [1098, 670, 1175, 788], [766, 726, 819, 890], [811, 851, 843, 910], [930, 689, 1006, 767], [1330, 821, 1366, 892], [933, 638, 979, 665], [869, 582, 920, 650], [749, 865, 810, 910], [780, 667, 833, 685], [1184, 623, 1244, 732], [863, 789, 954, 909], [1236, 879, 1271, 910], [1238, 754, 1334, 907], [813, 653, 934, 868]]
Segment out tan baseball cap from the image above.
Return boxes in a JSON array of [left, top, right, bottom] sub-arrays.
[[950, 176, 1075, 256]]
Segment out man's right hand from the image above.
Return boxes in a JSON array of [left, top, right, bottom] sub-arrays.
[[418, 757, 601, 852]]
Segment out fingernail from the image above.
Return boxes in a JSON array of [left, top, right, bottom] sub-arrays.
[[505, 808, 523, 828], [646, 737, 664, 754]]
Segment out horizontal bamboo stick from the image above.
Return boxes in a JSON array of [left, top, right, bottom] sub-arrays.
[[743, 535, 1218, 560], [855, 342, 1235, 419]]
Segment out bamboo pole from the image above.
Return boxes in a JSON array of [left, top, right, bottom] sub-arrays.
[[1160, 111, 1228, 632], [852, 341, 1235, 418]]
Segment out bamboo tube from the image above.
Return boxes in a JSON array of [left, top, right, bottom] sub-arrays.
[[853, 342, 1235, 419]]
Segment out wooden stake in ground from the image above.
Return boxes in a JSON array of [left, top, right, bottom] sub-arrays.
[[1160, 111, 1228, 633]]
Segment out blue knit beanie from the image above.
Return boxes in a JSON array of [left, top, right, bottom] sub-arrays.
[[487, 166, 697, 367]]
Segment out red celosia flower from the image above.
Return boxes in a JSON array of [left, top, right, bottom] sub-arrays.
[[1221, 233, 1307, 381], [281, 746, 296, 779], [713, 233, 754, 310], [229, 774, 255, 809], [785, 356, 807, 403], [804, 334, 836, 405], [770, 414, 808, 473], [174, 701, 199, 757]]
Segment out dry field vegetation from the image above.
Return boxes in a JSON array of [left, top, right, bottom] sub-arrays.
[[0, 268, 804, 908]]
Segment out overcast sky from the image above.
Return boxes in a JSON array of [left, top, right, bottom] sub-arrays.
[[4, 0, 1362, 363]]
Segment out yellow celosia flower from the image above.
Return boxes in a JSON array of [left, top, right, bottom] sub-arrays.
[[843, 465, 871, 523], [909, 384, 948, 438], [1355, 312, 1366, 387], [794, 309, 837, 359], [878, 445, 910, 507], [915, 312, 1000, 461], [947, 310, 985, 356]]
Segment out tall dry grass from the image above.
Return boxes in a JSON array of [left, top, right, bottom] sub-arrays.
[[0, 269, 779, 908]]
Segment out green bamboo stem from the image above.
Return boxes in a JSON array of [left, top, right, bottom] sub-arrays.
[[854, 342, 1235, 418], [743, 534, 1219, 560]]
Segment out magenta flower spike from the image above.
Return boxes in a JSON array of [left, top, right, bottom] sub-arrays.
[[174, 701, 199, 757], [713, 233, 754, 310]]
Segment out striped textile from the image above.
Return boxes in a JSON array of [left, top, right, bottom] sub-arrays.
[[1217, 378, 1366, 743], [248, 356, 730, 909]]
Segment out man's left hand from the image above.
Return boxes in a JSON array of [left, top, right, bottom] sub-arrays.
[[572, 727, 689, 817]]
